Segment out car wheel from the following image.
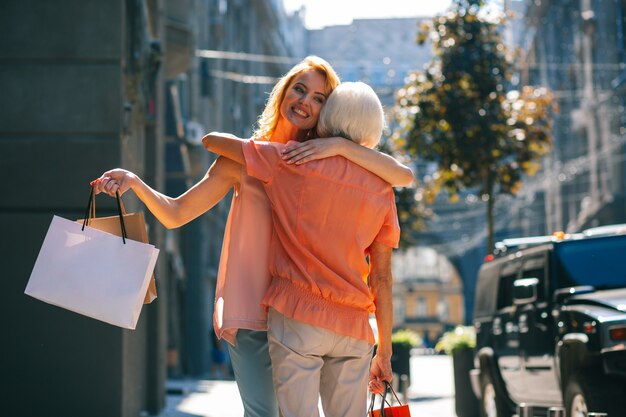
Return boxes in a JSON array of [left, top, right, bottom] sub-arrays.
[[565, 376, 625, 417], [480, 372, 511, 417], [566, 385, 586, 417]]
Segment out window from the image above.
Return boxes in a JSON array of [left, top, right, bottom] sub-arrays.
[[497, 273, 517, 309], [497, 262, 520, 309], [437, 300, 448, 320], [416, 297, 427, 317], [394, 300, 406, 324], [555, 235, 626, 290], [521, 256, 547, 301]]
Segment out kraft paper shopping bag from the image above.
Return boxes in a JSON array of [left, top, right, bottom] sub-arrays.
[[78, 195, 157, 304], [25, 215, 159, 329], [78, 186, 156, 303]]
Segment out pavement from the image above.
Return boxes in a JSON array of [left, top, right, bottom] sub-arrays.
[[157, 353, 456, 417]]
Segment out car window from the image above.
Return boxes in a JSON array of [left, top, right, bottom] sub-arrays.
[[474, 263, 500, 318], [555, 235, 626, 290], [497, 273, 518, 309], [521, 256, 546, 301], [496, 261, 519, 310]]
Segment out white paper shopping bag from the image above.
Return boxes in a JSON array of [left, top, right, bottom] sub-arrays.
[[25, 215, 159, 329]]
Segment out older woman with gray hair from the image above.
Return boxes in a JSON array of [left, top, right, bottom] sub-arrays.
[[203, 81, 399, 417]]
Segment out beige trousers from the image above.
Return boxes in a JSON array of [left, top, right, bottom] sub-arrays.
[[267, 308, 374, 417]]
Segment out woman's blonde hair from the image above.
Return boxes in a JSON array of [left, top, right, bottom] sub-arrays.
[[253, 55, 340, 140], [316, 82, 385, 149]]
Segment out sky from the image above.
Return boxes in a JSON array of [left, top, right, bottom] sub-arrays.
[[283, 0, 453, 29]]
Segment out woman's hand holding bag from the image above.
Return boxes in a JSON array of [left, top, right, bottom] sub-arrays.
[[368, 381, 411, 417]]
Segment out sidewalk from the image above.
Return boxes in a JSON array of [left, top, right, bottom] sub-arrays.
[[157, 354, 455, 417], [158, 379, 244, 417]]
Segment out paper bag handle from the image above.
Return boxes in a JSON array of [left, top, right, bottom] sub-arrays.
[[368, 381, 403, 417], [82, 186, 128, 244], [86, 188, 127, 220]]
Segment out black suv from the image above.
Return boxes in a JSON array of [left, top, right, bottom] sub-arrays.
[[471, 226, 626, 417]]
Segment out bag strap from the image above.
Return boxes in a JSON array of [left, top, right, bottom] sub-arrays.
[[84, 186, 126, 219], [368, 382, 393, 417], [386, 381, 403, 405], [115, 191, 127, 244], [82, 186, 95, 230], [89, 187, 96, 220], [82, 186, 128, 244], [118, 196, 127, 215]]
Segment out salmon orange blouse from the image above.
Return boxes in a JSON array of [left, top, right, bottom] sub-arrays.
[[242, 140, 400, 344], [213, 166, 272, 345]]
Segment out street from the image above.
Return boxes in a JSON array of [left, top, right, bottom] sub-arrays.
[[159, 353, 455, 417], [407, 354, 455, 417]]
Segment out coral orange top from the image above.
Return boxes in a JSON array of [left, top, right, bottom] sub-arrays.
[[242, 140, 400, 344], [213, 166, 272, 345]]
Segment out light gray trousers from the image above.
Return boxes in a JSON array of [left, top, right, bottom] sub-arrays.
[[267, 308, 374, 417]]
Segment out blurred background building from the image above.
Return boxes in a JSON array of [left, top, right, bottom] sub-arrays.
[[1, 1, 167, 415], [391, 247, 465, 347], [510, 0, 626, 234], [307, 17, 432, 133]]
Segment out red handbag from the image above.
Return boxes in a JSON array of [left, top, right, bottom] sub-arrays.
[[368, 382, 411, 417]]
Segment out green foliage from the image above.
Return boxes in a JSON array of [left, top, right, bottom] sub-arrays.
[[435, 325, 476, 355], [378, 139, 430, 248], [391, 329, 423, 348], [395, 0, 556, 250], [393, 187, 431, 248]]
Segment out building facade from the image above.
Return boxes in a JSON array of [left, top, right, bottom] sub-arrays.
[[307, 17, 431, 115], [1, 1, 167, 415], [392, 247, 465, 347], [511, 0, 626, 235]]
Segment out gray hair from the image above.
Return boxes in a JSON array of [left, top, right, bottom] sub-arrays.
[[316, 82, 385, 149]]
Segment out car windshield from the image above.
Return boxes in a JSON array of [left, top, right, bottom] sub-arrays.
[[554, 234, 626, 290]]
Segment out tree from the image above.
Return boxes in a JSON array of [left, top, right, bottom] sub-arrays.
[[395, 0, 555, 252], [393, 185, 432, 249], [377, 140, 431, 249]]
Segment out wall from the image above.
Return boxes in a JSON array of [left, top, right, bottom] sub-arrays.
[[0, 0, 165, 415]]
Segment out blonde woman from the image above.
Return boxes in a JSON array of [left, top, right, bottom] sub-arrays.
[[93, 57, 412, 417]]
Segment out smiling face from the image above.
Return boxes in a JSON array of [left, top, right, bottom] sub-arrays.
[[278, 70, 328, 134], [254, 56, 340, 142]]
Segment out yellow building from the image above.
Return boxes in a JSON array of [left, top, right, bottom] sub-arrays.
[[392, 247, 465, 347]]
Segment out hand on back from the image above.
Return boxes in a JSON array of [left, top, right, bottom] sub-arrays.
[[280, 137, 346, 165]]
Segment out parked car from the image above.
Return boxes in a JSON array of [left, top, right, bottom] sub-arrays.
[[471, 225, 626, 417]]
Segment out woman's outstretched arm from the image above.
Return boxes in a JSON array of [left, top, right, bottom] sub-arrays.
[[202, 132, 246, 164], [92, 156, 240, 229], [280, 137, 414, 186]]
